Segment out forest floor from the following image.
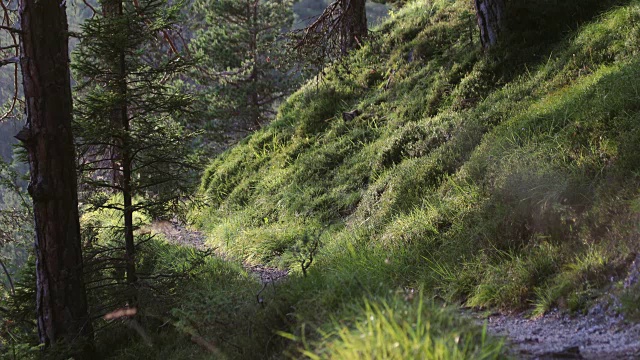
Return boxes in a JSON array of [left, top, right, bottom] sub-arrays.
[[152, 219, 640, 359]]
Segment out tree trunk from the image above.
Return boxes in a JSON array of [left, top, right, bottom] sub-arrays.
[[102, 0, 124, 188], [249, 0, 260, 129], [102, 0, 138, 290], [340, 0, 367, 52], [474, 0, 505, 49], [122, 129, 137, 290], [17, 0, 93, 355]]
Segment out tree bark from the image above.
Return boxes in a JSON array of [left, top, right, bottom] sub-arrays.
[[474, 0, 505, 49], [102, 0, 124, 188], [340, 0, 367, 52], [249, 0, 261, 128], [17, 0, 93, 355]]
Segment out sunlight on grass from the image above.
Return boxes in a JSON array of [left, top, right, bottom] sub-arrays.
[[282, 294, 505, 360]]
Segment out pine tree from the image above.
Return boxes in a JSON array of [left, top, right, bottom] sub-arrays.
[[189, 0, 296, 132], [16, 0, 94, 355], [72, 0, 198, 301], [290, 0, 368, 70]]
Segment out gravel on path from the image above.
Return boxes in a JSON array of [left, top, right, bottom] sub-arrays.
[[477, 307, 640, 359]]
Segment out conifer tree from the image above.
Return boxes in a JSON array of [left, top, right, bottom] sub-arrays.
[[291, 0, 368, 70], [189, 0, 295, 131], [15, 0, 94, 354], [72, 0, 197, 299]]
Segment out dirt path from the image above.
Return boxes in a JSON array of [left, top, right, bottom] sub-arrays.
[[150, 220, 288, 284], [478, 257, 640, 359], [150, 219, 208, 250], [477, 307, 640, 359]]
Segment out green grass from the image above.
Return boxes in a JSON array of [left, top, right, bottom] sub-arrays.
[[61, 0, 640, 358], [287, 294, 505, 360]]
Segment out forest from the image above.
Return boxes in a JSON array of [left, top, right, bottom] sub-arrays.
[[1, 0, 640, 359]]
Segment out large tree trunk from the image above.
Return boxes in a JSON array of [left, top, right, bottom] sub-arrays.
[[474, 0, 505, 49], [340, 0, 367, 52], [17, 0, 93, 355]]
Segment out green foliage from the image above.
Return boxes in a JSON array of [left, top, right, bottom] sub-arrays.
[[0, 255, 39, 360], [532, 246, 612, 316], [49, 0, 640, 358], [0, 159, 31, 296], [466, 244, 561, 310], [195, 0, 640, 335], [72, 0, 200, 216], [70, 2, 206, 349], [621, 282, 640, 320], [289, 294, 505, 359], [76, 202, 217, 358], [189, 0, 298, 132]]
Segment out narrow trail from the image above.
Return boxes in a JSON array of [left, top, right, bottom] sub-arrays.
[[475, 307, 640, 359], [478, 257, 640, 359], [149, 220, 288, 284]]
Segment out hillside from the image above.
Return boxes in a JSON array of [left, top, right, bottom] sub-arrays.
[[95, 0, 640, 358]]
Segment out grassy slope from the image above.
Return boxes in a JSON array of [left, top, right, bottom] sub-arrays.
[[140, 0, 640, 358]]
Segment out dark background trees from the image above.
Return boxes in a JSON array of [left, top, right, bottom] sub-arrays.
[[294, 0, 388, 28], [189, 0, 296, 135]]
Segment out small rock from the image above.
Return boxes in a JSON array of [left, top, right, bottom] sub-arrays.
[[624, 254, 640, 289], [538, 346, 583, 359], [342, 109, 361, 121], [588, 325, 603, 334], [407, 48, 415, 63]]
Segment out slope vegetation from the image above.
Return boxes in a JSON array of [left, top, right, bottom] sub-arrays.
[[185, 0, 640, 357]]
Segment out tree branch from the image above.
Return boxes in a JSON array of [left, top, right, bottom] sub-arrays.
[[0, 56, 18, 67], [0, 25, 20, 34]]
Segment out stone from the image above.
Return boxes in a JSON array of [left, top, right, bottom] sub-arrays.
[[342, 109, 361, 121], [624, 254, 640, 289]]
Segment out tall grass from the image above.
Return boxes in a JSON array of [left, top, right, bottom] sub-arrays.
[[289, 295, 505, 360]]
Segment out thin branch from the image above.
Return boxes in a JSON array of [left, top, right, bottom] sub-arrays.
[[0, 25, 20, 33], [0, 0, 20, 123], [81, 0, 98, 17], [0, 258, 15, 295]]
